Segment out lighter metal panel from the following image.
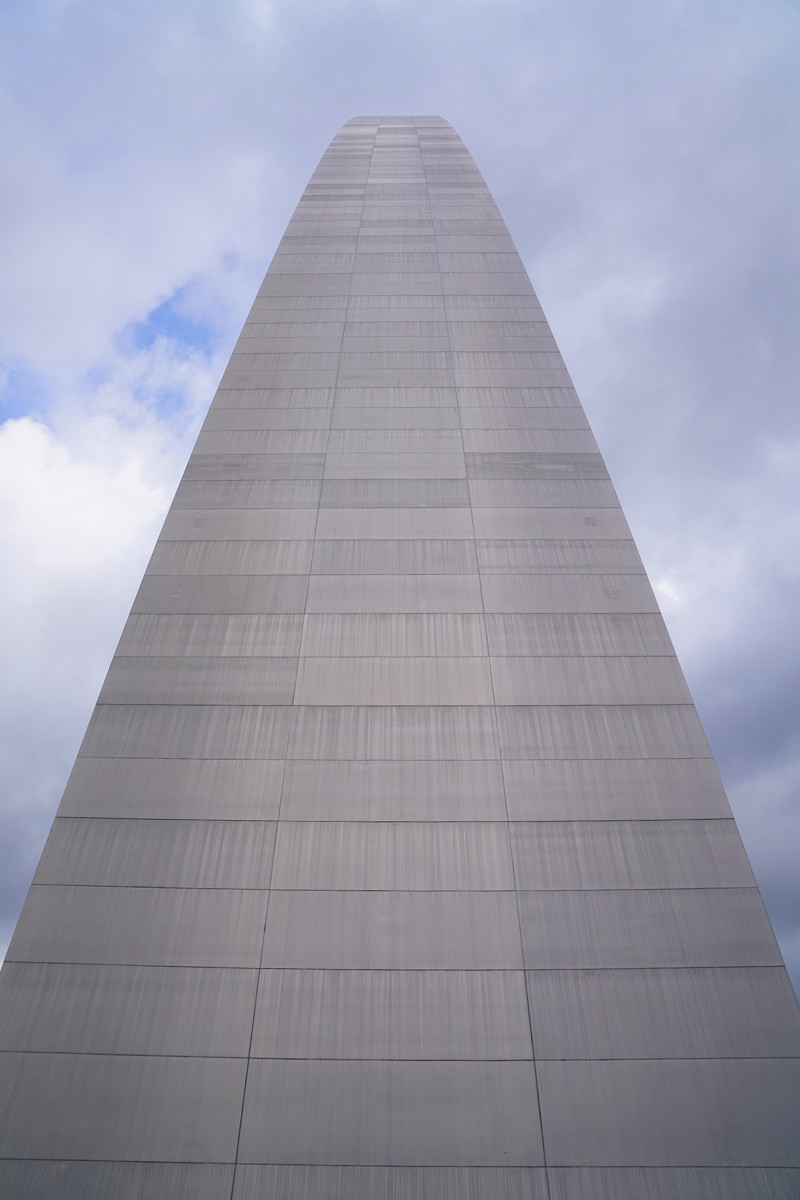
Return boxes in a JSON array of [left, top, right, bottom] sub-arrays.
[[299, 613, 487, 656], [517, 888, 781, 969], [271, 822, 513, 889], [117, 613, 304, 657], [476, 538, 642, 574], [250, 969, 532, 1058], [7, 886, 269, 967], [509, 820, 754, 890], [160, 509, 318, 541], [34, 818, 278, 889], [261, 891, 522, 968], [485, 612, 674, 657], [481, 574, 659, 615], [280, 759, 507, 820], [99, 657, 298, 705], [79, 704, 291, 760], [491, 657, 690, 705], [59, 758, 285, 819], [323, 453, 466, 480], [0, 962, 258, 1056], [233, 1165, 548, 1200], [502, 758, 731, 820], [547, 1167, 800, 1200], [525, 966, 800, 1059], [319, 478, 468, 507], [294, 657, 493, 705], [173, 479, 322, 509], [148, 539, 313, 575], [305, 574, 483, 613], [288, 705, 499, 760], [470, 486, 622, 515], [497, 703, 710, 760], [311, 538, 478, 574], [237, 1060, 544, 1164], [331, 405, 460, 428], [315, 507, 474, 539], [0, 1161, 234, 1200], [537, 1058, 800, 1166], [0, 1053, 245, 1162], [132, 574, 308, 615]]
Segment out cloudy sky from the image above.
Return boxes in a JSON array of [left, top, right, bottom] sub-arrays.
[[1, 0, 799, 994]]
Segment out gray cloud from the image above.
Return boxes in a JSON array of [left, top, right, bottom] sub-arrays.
[[1, 0, 799, 994]]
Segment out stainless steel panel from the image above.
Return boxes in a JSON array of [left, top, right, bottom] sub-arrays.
[[251, 969, 531, 1058], [299, 613, 487, 657], [526, 966, 800, 1059], [34, 818, 277, 888], [537, 1059, 800, 1166], [334, 386, 454, 407], [0, 1052, 245, 1161], [481, 574, 659, 615], [548, 1167, 800, 1200], [271, 822, 513, 889], [518, 889, 781, 969], [485, 612, 674, 657], [172, 476, 322, 510], [315, 507, 474, 539], [497, 704, 711, 760], [323, 453, 466, 479], [0, 962, 258, 1056], [281, 759, 507, 820], [459, 405, 589, 429], [184, 451, 325, 481], [305, 574, 483, 613], [132, 574, 308, 615], [202, 406, 332, 431], [510, 820, 754, 890], [117, 613, 304, 657], [237, 1060, 543, 1164], [319, 478, 468, 507], [80, 704, 291, 759], [7, 886, 269, 967], [7, 888, 268, 969], [233, 1165, 548, 1200], [59, 757, 285, 819], [160, 509, 318, 541], [294, 657, 493, 705], [99, 657, 298, 704], [311, 539, 477, 574], [476, 538, 642, 574], [195, 429, 328, 453], [288, 705, 499, 759], [464, 429, 599, 452], [491, 657, 690, 705], [327, 430, 461, 452], [470, 485, 621, 515], [0, 1161, 234, 1200], [502, 757, 731, 820], [148, 539, 313, 575], [262, 891, 522, 968], [331, 405, 459, 428]]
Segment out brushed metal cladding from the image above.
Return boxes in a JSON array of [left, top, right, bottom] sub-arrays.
[[1, 115, 799, 1191], [250, 969, 532, 1058], [233, 1166, 549, 1200], [526, 966, 800, 1060], [547, 1167, 800, 1200], [0, 963, 258, 1056], [0, 1162, 234, 1200], [537, 1059, 800, 1166]]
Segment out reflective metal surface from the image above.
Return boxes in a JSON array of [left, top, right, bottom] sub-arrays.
[[1, 115, 798, 1195]]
